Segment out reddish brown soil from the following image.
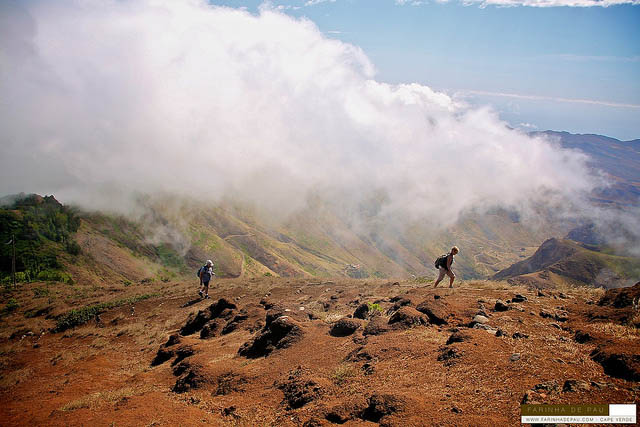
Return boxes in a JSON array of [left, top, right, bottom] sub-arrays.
[[1, 279, 638, 426]]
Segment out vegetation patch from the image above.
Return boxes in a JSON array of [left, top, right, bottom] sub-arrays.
[[54, 293, 159, 332]]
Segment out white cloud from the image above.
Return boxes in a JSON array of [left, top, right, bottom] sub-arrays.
[[0, 0, 605, 231], [397, 0, 640, 6], [459, 90, 640, 109]]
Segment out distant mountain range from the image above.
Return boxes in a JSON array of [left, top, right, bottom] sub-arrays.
[[530, 131, 640, 207]]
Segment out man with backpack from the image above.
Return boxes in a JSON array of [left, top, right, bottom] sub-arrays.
[[198, 259, 215, 299], [433, 246, 459, 288]]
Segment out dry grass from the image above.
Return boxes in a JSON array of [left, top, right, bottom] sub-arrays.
[[0, 367, 33, 389], [60, 385, 154, 411], [591, 322, 640, 340], [330, 363, 358, 385]]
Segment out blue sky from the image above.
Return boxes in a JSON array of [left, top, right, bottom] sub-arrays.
[[213, 0, 640, 139]]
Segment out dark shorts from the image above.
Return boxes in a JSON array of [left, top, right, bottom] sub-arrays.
[[202, 280, 210, 286]]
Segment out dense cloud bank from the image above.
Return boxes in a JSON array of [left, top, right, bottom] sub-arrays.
[[0, 0, 612, 236]]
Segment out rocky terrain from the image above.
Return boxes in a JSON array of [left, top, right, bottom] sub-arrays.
[[1, 277, 638, 426]]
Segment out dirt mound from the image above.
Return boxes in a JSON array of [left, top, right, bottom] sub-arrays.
[[415, 298, 450, 325], [238, 314, 304, 358], [179, 298, 237, 336], [363, 315, 390, 336], [446, 331, 471, 345], [329, 318, 363, 337], [215, 371, 247, 396], [172, 364, 209, 393], [360, 393, 406, 423], [276, 367, 325, 409], [590, 346, 640, 382], [598, 283, 640, 308], [388, 306, 428, 329], [353, 303, 369, 319]]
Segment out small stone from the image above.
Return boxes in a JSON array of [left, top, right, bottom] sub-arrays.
[[563, 379, 589, 392], [510, 353, 521, 362], [537, 290, 545, 297], [512, 332, 529, 339], [494, 300, 509, 312], [472, 315, 489, 325], [512, 294, 528, 303]]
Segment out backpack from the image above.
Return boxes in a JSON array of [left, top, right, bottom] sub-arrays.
[[434, 253, 449, 269], [196, 266, 204, 278]]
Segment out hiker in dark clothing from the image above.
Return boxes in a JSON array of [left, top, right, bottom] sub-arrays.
[[433, 246, 459, 288], [199, 259, 215, 299]]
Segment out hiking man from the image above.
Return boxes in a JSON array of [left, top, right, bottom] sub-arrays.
[[433, 246, 459, 288], [199, 259, 215, 299]]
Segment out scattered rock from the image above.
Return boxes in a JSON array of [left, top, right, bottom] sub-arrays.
[[388, 306, 428, 329], [510, 353, 521, 362], [473, 323, 498, 334], [537, 290, 545, 297], [550, 323, 562, 329], [512, 294, 527, 303], [554, 310, 569, 322], [562, 379, 590, 392], [494, 300, 509, 312], [446, 331, 471, 345], [495, 329, 505, 337], [330, 318, 363, 337], [533, 381, 559, 393], [415, 299, 450, 325], [238, 315, 304, 358], [539, 308, 554, 319], [574, 330, 592, 344], [451, 406, 462, 414], [590, 347, 640, 382], [471, 315, 489, 325], [512, 332, 529, 339]]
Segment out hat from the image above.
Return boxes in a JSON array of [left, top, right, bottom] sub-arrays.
[[206, 260, 213, 266]]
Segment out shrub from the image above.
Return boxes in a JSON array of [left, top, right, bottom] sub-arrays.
[[33, 286, 50, 298], [36, 270, 73, 284], [65, 240, 82, 256], [367, 302, 383, 313], [4, 298, 19, 313]]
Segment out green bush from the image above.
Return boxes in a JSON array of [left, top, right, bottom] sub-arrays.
[[367, 302, 383, 313], [36, 270, 73, 284]]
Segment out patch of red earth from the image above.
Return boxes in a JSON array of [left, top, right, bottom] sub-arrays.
[[1, 279, 638, 426]]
